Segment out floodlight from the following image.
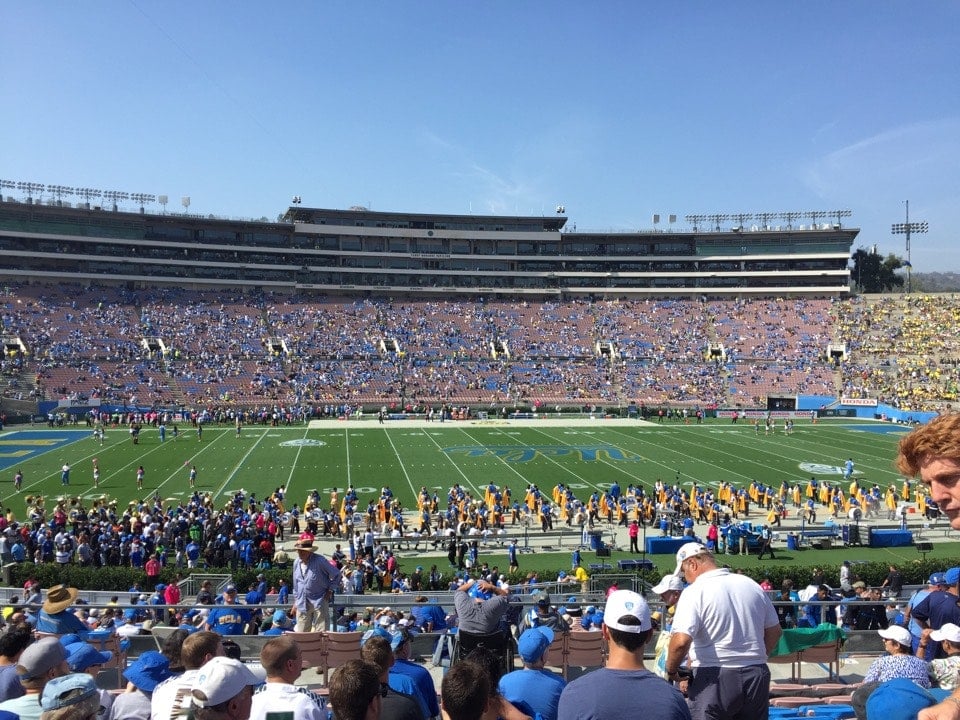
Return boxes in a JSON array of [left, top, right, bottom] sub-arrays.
[[832, 209, 852, 227], [130, 193, 156, 212], [706, 213, 729, 231], [890, 200, 928, 293], [753, 212, 777, 229], [779, 211, 801, 229], [16, 181, 45, 202]]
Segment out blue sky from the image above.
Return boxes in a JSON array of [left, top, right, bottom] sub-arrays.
[[3, 1, 958, 271]]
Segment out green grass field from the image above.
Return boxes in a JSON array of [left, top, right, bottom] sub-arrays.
[[4, 417, 960, 583], [0, 417, 917, 519]]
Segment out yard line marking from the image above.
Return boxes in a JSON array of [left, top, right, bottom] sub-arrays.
[[344, 429, 352, 489], [418, 429, 479, 492], [283, 428, 311, 494], [212, 429, 271, 500], [148, 429, 230, 495], [380, 429, 418, 498], [17, 431, 134, 493], [456, 427, 597, 487], [535, 425, 683, 486], [452, 427, 532, 492], [529, 426, 650, 488]]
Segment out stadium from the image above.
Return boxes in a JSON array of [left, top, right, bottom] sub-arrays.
[[2, 188, 960, 711], [0, 191, 920, 419]]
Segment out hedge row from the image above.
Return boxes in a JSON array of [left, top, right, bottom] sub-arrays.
[[5, 564, 289, 597], [3, 559, 945, 600]]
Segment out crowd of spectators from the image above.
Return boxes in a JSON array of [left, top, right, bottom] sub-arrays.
[[839, 294, 960, 411], [5, 283, 960, 412]]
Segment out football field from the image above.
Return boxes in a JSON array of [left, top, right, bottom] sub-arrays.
[[0, 418, 915, 517]]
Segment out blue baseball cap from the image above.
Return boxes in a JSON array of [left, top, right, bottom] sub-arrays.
[[66, 642, 112, 672], [517, 626, 554, 663], [389, 628, 411, 652], [946, 568, 960, 586], [361, 627, 392, 646], [40, 673, 98, 711], [468, 583, 492, 601], [865, 678, 941, 720], [929, 572, 947, 585], [58, 633, 84, 648]]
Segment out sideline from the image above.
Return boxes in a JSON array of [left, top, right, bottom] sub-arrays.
[[309, 416, 659, 430]]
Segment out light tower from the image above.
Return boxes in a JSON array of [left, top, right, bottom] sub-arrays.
[[779, 211, 802, 230], [130, 193, 155, 213], [891, 200, 927, 294]]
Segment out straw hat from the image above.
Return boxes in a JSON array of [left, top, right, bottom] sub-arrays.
[[293, 533, 316, 551], [43, 585, 79, 614]]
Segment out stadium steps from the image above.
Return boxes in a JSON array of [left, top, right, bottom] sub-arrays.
[[165, 376, 189, 406]]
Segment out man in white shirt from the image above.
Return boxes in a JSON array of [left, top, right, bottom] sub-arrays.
[[249, 636, 326, 720], [665, 543, 781, 720], [151, 631, 224, 720]]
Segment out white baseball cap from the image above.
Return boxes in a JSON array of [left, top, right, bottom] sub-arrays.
[[674, 543, 710, 576], [191, 657, 264, 707], [878, 625, 912, 647], [651, 574, 684, 595], [603, 589, 651, 633], [930, 623, 960, 644]]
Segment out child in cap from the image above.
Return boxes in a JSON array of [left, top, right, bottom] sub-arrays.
[[108, 651, 173, 720], [924, 623, 960, 690], [64, 643, 114, 719]]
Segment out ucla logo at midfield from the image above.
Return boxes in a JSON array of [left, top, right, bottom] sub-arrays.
[[280, 439, 327, 447], [799, 462, 861, 476], [442, 445, 642, 463]]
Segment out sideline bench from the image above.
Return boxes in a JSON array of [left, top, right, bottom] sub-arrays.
[[799, 528, 840, 547], [617, 559, 654, 571]]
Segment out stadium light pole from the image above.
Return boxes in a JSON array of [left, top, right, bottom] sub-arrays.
[[131, 193, 156, 213], [779, 211, 801, 230], [832, 209, 852, 228], [891, 200, 927, 294], [755, 212, 778, 230], [707, 213, 730, 232], [47, 185, 75, 206], [16, 181, 45, 204]]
